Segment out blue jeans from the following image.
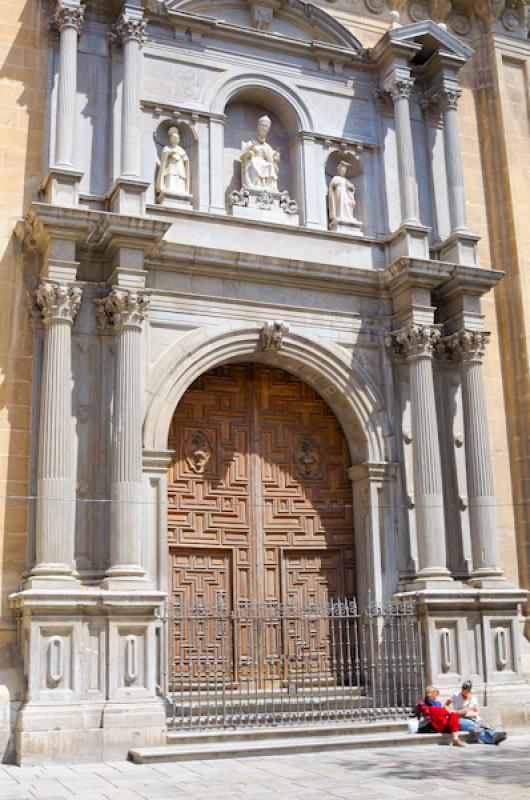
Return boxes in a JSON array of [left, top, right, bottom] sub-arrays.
[[458, 717, 496, 744]]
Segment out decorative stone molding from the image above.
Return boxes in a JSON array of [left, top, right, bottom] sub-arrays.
[[385, 323, 441, 359], [365, 0, 385, 13], [95, 290, 150, 332], [113, 13, 147, 46], [229, 187, 250, 208], [260, 320, 289, 352], [279, 191, 299, 216], [35, 283, 82, 323], [439, 330, 491, 364], [475, 0, 505, 23], [54, 3, 85, 34], [247, 0, 280, 31]]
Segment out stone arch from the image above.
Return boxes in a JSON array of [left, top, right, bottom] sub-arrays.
[[143, 322, 393, 466], [208, 73, 313, 135]]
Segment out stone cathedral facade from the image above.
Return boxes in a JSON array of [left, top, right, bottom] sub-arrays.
[[1, 0, 530, 765]]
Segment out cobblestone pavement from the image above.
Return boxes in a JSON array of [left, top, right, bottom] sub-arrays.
[[1, 734, 530, 800]]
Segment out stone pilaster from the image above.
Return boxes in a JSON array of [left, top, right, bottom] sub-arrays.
[[389, 77, 420, 226], [114, 7, 146, 179], [444, 330, 504, 584], [54, 1, 84, 168], [31, 283, 82, 584], [96, 289, 149, 585], [386, 323, 452, 585]]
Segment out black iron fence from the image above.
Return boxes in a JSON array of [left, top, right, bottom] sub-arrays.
[[162, 598, 424, 730]]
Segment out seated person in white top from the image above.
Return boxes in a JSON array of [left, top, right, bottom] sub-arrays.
[[449, 680, 507, 745]]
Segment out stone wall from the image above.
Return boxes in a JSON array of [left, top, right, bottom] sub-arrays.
[[0, 0, 49, 761]]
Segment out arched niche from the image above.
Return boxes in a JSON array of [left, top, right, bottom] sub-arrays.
[[325, 149, 366, 234], [224, 100, 293, 208], [151, 118, 199, 210]]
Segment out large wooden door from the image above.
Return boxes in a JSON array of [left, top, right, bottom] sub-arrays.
[[167, 364, 355, 614]]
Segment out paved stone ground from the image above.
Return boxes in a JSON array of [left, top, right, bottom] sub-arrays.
[[1, 734, 530, 800]]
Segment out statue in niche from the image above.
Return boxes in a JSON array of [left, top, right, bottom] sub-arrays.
[[328, 161, 361, 232], [156, 126, 190, 200], [240, 115, 281, 192]]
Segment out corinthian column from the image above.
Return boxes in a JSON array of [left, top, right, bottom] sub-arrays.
[[447, 330, 503, 583], [54, 1, 84, 168], [389, 77, 420, 225], [387, 323, 451, 583], [114, 7, 147, 179], [97, 289, 149, 582], [438, 85, 467, 234], [32, 283, 82, 581]]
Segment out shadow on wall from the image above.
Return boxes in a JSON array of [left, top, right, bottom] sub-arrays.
[[0, 0, 49, 763]]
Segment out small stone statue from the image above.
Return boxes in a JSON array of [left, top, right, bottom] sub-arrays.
[[156, 126, 190, 200], [328, 161, 362, 235], [240, 115, 281, 192]]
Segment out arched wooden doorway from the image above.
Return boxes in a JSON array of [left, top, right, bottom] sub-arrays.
[[167, 364, 355, 612]]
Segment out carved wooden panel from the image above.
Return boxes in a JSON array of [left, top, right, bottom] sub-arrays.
[[168, 365, 355, 682]]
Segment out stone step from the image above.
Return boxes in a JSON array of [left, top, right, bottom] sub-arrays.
[[166, 719, 408, 745], [130, 726, 471, 763]]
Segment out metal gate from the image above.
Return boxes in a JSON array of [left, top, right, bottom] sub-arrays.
[[162, 598, 424, 730]]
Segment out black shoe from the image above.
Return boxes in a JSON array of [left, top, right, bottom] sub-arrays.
[[491, 731, 507, 745]]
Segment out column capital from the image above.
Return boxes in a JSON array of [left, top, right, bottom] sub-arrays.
[[54, 2, 85, 34], [95, 289, 150, 332], [436, 85, 462, 112], [385, 322, 441, 360], [113, 10, 147, 46], [35, 282, 82, 324], [439, 330, 491, 364], [388, 77, 415, 101]]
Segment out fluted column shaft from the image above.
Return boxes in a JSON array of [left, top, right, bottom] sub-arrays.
[[98, 290, 149, 579], [54, 3, 84, 167], [439, 87, 467, 234], [387, 324, 450, 579], [33, 283, 82, 577], [115, 10, 146, 178], [391, 78, 420, 225], [448, 331, 502, 580]]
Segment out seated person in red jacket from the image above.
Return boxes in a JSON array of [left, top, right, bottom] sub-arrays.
[[416, 686, 465, 747]]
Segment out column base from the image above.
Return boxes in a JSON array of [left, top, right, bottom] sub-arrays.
[[468, 569, 510, 589], [41, 167, 84, 207], [108, 177, 150, 216], [433, 230, 480, 266], [386, 221, 431, 261], [406, 567, 456, 591]]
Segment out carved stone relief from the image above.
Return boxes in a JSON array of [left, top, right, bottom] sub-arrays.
[[260, 320, 289, 352]]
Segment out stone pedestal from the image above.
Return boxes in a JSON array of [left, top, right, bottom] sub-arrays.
[[330, 217, 363, 236], [156, 190, 193, 210], [109, 177, 150, 216], [10, 590, 166, 765], [229, 186, 300, 226], [397, 586, 530, 726]]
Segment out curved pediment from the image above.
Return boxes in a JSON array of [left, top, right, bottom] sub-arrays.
[[164, 0, 362, 52]]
